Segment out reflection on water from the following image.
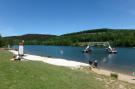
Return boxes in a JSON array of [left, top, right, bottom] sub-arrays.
[[102, 54, 116, 63], [60, 49, 64, 55], [83, 53, 91, 60], [12, 45, 135, 75]]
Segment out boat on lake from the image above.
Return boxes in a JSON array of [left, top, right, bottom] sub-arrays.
[[82, 45, 92, 53], [106, 45, 117, 54]]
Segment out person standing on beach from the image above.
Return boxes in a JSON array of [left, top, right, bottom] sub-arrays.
[[18, 40, 24, 60], [18, 42, 24, 56], [94, 60, 98, 68], [89, 60, 93, 65]]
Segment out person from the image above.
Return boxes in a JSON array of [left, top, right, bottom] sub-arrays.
[[13, 55, 21, 61], [94, 60, 98, 68], [133, 72, 135, 76], [89, 60, 93, 65], [18, 42, 24, 56]]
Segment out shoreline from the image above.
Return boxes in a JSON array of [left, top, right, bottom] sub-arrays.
[[9, 50, 89, 68], [9, 50, 135, 84]]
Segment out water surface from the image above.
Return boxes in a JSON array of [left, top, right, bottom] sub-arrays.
[[12, 45, 135, 75]]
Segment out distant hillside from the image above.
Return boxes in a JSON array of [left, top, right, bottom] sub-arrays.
[[3, 34, 57, 45], [5, 34, 57, 40], [62, 28, 135, 36], [2, 28, 135, 47], [62, 28, 112, 36], [55, 28, 135, 47]]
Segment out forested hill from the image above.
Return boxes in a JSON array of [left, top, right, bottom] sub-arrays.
[[5, 34, 56, 40], [2, 28, 135, 47], [62, 28, 112, 36], [3, 34, 57, 45], [45, 28, 135, 47], [62, 28, 135, 36]]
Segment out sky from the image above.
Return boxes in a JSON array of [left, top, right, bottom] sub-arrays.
[[0, 0, 135, 36]]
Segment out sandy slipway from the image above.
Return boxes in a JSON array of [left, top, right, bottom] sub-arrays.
[[9, 50, 89, 68], [9, 50, 135, 84]]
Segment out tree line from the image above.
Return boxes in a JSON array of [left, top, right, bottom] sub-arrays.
[[0, 35, 2, 47], [1, 28, 135, 47], [41, 29, 135, 47], [0, 35, 6, 47]]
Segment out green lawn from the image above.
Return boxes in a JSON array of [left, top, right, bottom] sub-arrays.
[[0, 50, 134, 89]]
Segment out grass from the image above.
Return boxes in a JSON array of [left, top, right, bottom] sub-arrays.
[[0, 50, 134, 89]]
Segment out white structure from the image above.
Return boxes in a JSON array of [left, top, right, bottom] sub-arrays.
[[84, 45, 90, 51], [18, 42, 24, 56], [107, 42, 117, 54]]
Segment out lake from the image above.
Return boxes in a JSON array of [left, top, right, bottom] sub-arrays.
[[12, 45, 135, 75]]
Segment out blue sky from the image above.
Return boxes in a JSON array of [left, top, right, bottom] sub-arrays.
[[0, 0, 135, 36]]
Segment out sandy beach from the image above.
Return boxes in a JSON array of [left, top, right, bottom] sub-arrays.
[[9, 50, 89, 68], [9, 50, 135, 84]]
